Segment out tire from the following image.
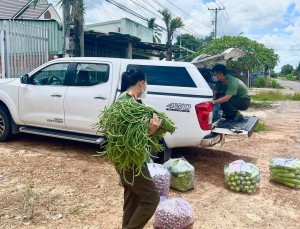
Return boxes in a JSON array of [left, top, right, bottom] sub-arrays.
[[0, 106, 12, 142]]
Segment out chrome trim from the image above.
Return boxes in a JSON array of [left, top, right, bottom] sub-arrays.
[[200, 134, 222, 147]]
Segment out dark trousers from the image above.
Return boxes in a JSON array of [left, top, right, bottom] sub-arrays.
[[120, 164, 160, 229], [219, 95, 250, 117]]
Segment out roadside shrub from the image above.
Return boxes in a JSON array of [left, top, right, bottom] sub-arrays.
[[271, 79, 282, 88], [289, 93, 300, 101], [253, 76, 266, 87], [253, 76, 282, 89], [286, 74, 293, 80]]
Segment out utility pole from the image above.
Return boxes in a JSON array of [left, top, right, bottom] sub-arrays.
[[208, 7, 225, 39]]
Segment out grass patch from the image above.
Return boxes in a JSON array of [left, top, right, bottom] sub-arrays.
[[255, 122, 270, 132], [290, 93, 300, 100], [69, 206, 82, 215], [250, 101, 272, 108], [253, 76, 283, 89], [251, 91, 300, 101]]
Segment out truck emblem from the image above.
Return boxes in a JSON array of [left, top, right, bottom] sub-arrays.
[[166, 103, 191, 112]]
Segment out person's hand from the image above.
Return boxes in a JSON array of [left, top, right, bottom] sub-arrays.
[[148, 113, 162, 135]]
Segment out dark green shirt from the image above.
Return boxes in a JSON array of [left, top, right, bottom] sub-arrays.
[[214, 75, 249, 99], [117, 91, 142, 104]]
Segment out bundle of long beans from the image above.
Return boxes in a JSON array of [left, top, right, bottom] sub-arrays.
[[95, 99, 176, 182], [270, 158, 300, 189]]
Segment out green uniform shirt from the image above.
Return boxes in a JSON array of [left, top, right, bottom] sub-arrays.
[[117, 91, 142, 104], [214, 75, 250, 99]]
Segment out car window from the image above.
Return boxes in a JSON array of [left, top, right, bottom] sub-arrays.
[[74, 63, 109, 86], [31, 63, 69, 86], [127, 65, 196, 88]]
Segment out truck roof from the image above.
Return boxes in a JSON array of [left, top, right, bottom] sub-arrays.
[[52, 57, 194, 68]]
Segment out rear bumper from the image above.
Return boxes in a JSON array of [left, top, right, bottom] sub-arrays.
[[200, 133, 223, 147]]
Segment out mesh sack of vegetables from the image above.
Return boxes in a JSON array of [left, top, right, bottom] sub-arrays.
[[154, 198, 194, 229], [224, 160, 260, 194], [270, 158, 300, 189], [95, 99, 176, 184], [147, 163, 171, 198], [163, 157, 195, 192]]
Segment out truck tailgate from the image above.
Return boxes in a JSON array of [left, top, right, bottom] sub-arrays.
[[212, 116, 259, 137]]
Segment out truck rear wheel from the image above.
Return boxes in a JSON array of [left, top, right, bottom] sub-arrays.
[[0, 106, 12, 142]]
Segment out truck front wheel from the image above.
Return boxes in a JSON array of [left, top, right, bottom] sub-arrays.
[[0, 106, 12, 142]]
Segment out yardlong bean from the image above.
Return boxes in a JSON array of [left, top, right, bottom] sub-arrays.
[[95, 99, 176, 184]]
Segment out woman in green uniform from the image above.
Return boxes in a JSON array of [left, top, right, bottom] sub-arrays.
[[117, 68, 160, 229]]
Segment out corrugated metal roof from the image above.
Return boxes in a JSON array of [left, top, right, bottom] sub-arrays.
[[0, 0, 50, 19]]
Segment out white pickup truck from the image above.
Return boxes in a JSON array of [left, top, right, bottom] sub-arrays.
[[0, 56, 258, 160]]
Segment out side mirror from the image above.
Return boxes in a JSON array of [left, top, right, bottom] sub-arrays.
[[20, 74, 29, 84]]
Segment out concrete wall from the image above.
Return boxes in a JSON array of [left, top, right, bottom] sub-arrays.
[[86, 18, 153, 42]]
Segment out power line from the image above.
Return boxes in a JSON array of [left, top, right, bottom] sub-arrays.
[[151, 0, 207, 36], [165, 0, 210, 28], [94, 0, 113, 20], [144, 0, 162, 14], [105, 0, 148, 21], [217, 0, 235, 35], [129, 0, 161, 18], [128, 0, 153, 19], [197, 0, 209, 9]]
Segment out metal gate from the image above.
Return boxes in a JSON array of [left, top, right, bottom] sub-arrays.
[[0, 20, 49, 79]]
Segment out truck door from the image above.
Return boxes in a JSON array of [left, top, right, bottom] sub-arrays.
[[64, 62, 112, 135], [19, 62, 70, 129]]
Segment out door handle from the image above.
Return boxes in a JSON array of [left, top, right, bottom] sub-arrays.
[[94, 95, 107, 100], [51, 94, 62, 98]]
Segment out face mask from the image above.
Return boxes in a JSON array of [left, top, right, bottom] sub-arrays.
[[139, 89, 147, 99], [211, 76, 218, 82]]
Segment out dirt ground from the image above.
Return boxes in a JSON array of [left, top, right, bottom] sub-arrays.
[[0, 101, 299, 229]]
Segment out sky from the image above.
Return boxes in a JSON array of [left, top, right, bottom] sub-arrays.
[[48, 0, 300, 72]]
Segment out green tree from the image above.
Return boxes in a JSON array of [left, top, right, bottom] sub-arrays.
[[297, 62, 300, 72], [175, 34, 202, 51], [160, 9, 184, 61], [174, 34, 213, 59], [186, 36, 279, 72], [293, 62, 300, 79], [281, 64, 294, 76]]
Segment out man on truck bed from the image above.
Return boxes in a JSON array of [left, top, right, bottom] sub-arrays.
[[212, 64, 250, 122]]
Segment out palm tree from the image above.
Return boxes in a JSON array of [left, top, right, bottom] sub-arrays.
[[32, 0, 84, 57], [160, 9, 184, 61], [148, 18, 156, 29], [148, 18, 162, 43]]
